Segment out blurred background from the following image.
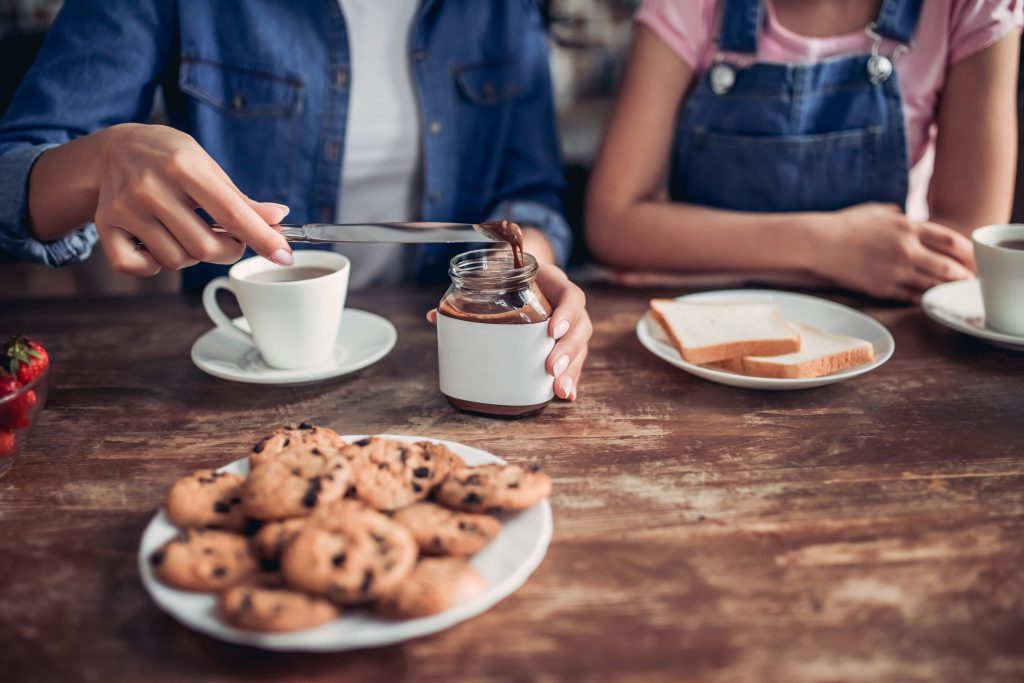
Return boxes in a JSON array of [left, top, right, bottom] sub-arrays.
[[1, 0, 1022, 299]]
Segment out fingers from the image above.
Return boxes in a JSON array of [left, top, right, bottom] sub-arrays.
[[426, 309, 438, 325], [911, 241, 975, 283], [547, 311, 592, 378], [96, 224, 161, 277], [918, 222, 976, 272], [252, 202, 291, 226], [555, 347, 587, 401], [151, 191, 246, 265], [178, 154, 293, 264], [538, 265, 586, 341], [127, 214, 199, 270]]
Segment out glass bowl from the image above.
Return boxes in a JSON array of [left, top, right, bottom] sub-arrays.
[[0, 365, 49, 478]]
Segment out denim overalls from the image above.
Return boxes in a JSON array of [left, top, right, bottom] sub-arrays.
[[670, 0, 923, 213]]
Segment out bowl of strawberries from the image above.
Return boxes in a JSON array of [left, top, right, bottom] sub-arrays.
[[0, 335, 50, 478]]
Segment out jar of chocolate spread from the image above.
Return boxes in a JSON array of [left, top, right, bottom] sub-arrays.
[[436, 247, 554, 417]]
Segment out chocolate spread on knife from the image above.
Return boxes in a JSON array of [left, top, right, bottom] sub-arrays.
[[478, 220, 525, 269]]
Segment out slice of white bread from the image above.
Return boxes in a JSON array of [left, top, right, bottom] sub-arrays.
[[649, 300, 801, 364], [709, 322, 874, 379]]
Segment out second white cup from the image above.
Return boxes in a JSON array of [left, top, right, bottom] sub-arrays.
[[202, 251, 350, 369], [973, 224, 1024, 336]]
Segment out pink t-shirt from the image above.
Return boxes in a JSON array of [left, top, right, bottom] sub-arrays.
[[636, 0, 1023, 219]]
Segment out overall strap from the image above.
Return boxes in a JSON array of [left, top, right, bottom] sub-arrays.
[[871, 0, 925, 45], [718, 0, 762, 54]]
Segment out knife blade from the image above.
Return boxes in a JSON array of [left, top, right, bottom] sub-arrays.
[[216, 222, 504, 244]]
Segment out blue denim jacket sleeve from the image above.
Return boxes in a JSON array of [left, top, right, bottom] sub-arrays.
[[484, 2, 571, 269], [0, 0, 172, 267]]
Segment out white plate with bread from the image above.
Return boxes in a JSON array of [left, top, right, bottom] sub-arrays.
[[637, 290, 894, 390]]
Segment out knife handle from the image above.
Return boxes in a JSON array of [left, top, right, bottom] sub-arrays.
[[210, 224, 311, 242]]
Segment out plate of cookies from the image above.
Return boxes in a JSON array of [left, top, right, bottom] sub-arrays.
[[138, 424, 553, 651]]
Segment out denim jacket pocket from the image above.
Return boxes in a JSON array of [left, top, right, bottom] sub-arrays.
[[177, 56, 303, 201], [179, 56, 303, 119], [677, 126, 887, 213], [455, 60, 525, 106]]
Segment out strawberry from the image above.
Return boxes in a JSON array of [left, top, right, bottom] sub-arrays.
[[0, 431, 14, 457], [2, 334, 49, 385], [0, 373, 35, 430]]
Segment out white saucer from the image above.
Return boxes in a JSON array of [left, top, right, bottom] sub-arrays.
[[636, 289, 895, 390], [191, 309, 396, 385], [138, 435, 553, 652], [922, 279, 1024, 351]]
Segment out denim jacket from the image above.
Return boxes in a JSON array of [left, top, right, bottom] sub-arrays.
[[0, 0, 571, 291]]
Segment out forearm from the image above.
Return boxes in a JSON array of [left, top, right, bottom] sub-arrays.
[[523, 227, 556, 266], [587, 199, 825, 274], [26, 127, 115, 242]]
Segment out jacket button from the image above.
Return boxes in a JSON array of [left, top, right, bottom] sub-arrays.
[[429, 121, 442, 135], [232, 93, 245, 112], [334, 67, 347, 87]]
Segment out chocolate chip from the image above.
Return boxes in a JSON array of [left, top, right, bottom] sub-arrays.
[[282, 438, 290, 447], [203, 547, 214, 555], [243, 518, 264, 537], [345, 486, 358, 498], [325, 474, 334, 482], [253, 441, 265, 454], [431, 537, 444, 552], [529, 463, 541, 472], [378, 463, 388, 471], [355, 438, 371, 446], [260, 558, 280, 573], [212, 566, 227, 578], [291, 468, 301, 476], [331, 553, 347, 567], [399, 448, 408, 463], [230, 497, 241, 505], [149, 550, 165, 566], [413, 467, 430, 478], [412, 482, 423, 493], [198, 477, 215, 484], [458, 521, 478, 533], [240, 591, 254, 612], [463, 492, 482, 506], [302, 477, 323, 508], [462, 474, 481, 486], [299, 422, 314, 430], [360, 570, 374, 593], [312, 448, 322, 456], [424, 452, 431, 461], [213, 501, 230, 514], [508, 482, 520, 489]]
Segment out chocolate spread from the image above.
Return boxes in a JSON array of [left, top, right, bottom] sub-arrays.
[[478, 220, 525, 269]]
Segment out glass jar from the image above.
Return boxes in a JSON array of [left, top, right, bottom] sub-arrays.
[[436, 249, 554, 417]]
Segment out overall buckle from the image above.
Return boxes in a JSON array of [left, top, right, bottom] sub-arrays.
[[864, 23, 909, 85]]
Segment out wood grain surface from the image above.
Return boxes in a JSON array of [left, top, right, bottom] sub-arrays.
[[1, 286, 1022, 683]]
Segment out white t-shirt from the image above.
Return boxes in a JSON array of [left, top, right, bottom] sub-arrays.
[[334, 0, 423, 288]]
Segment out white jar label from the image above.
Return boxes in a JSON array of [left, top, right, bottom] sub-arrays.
[[437, 313, 555, 407]]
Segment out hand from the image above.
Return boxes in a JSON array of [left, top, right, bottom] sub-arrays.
[[537, 264, 591, 400], [426, 264, 591, 401], [816, 203, 975, 301], [93, 123, 293, 276]]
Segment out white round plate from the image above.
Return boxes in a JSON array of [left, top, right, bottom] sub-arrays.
[[138, 435, 553, 652], [636, 289, 895, 390], [922, 279, 1024, 352], [190, 308, 396, 385]]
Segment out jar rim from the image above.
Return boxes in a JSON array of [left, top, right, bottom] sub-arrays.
[[449, 248, 538, 289]]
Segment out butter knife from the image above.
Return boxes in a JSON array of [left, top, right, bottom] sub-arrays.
[[214, 222, 504, 244]]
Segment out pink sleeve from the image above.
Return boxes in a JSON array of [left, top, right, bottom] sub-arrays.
[[635, 0, 718, 71], [948, 0, 1023, 65]]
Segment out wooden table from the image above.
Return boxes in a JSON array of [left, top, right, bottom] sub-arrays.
[[2, 286, 1022, 683]]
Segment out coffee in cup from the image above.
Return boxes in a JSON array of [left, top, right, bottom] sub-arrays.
[[972, 224, 1024, 336], [202, 251, 350, 369]]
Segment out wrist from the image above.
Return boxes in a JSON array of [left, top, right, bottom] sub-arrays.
[[777, 212, 833, 278]]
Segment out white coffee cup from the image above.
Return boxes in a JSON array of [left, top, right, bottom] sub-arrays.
[[202, 251, 350, 369], [973, 224, 1024, 336]]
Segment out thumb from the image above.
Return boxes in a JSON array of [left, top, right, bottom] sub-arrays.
[[251, 202, 291, 226]]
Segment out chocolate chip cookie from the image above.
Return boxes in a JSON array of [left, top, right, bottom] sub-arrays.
[[249, 423, 347, 469], [375, 558, 486, 619], [219, 581, 339, 633], [252, 517, 308, 569], [343, 437, 455, 511], [150, 529, 257, 592], [281, 500, 417, 604], [435, 463, 552, 513], [165, 469, 247, 531], [393, 502, 501, 556], [241, 454, 352, 520]]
